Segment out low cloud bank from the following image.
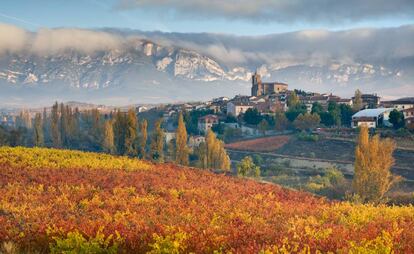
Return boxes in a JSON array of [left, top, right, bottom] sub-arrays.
[[1, 23, 414, 67]]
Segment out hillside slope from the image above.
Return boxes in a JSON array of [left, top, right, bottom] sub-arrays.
[[0, 147, 414, 253]]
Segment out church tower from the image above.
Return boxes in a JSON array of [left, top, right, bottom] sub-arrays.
[[251, 72, 262, 96]]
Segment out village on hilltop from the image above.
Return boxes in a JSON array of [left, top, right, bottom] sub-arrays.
[[1, 73, 413, 147]]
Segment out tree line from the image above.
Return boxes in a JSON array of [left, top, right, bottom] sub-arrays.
[[0, 102, 231, 171]]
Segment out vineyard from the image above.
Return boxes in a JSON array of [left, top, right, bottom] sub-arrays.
[[225, 136, 291, 152], [1, 147, 414, 253]]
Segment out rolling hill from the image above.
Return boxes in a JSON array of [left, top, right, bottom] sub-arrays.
[[0, 146, 414, 253]]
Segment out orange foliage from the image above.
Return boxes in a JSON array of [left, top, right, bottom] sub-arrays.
[[225, 135, 290, 152], [0, 147, 414, 253]]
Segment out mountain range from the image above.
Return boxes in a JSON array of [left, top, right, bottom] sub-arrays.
[[0, 24, 413, 107]]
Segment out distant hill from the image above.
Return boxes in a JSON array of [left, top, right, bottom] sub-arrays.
[[1, 146, 414, 253]]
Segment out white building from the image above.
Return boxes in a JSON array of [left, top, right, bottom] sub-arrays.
[[226, 101, 254, 117], [197, 114, 219, 133], [352, 108, 393, 128], [383, 98, 414, 111]]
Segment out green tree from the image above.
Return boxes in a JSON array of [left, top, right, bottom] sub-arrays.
[[353, 89, 363, 111], [340, 104, 354, 127], [139, 119, 148, 158], [33, 113, 44, 147], [237, 156, 260, 177], [124, 109, 138, 157], [293, 113, 320, 131], [175, 113, 189, 166], [311, 102, 324, 114], [243, 108, 262, 125], [389, 109, 405, 129], [113, 110, 127, 155], [328, 101, 341, 126], [287, 91, 299, 108], [102, 120, 116, 154], [51, 102, 61, 148], [285, 104, 307, 122], [0, 126, 8, 145], [150, 118, 165, 162]]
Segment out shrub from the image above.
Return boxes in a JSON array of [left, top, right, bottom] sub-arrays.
[[49, 229, 122, 254]]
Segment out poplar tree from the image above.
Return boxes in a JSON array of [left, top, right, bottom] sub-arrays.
[[51, 102, 61, 148], [175, 113, 189, 166], [124, 109, 138, 157], [150, 118, 164, 162], [102, 120, 116, 154], [353, 125, 399, 203], [139, 119, 148, 158], [353, 89, 363, 111], [201, 130, 231, 171], [59, 103, 68, 147], [33, 113, 44, 147], [113, 110, 127, 155]]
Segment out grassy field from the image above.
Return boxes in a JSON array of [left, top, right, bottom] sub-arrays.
[[1, 147, 414, 253]]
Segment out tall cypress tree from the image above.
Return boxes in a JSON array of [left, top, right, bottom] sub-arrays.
[[150, 118, 164, 162], [175, 112, 189, 166], [102, 119, 116, 154], [124, 109, 138, 157], [139, 119, 148, 159], [113, 110, 126, 155], [33, 113, 44, 147], [51, 102, 61, 148]]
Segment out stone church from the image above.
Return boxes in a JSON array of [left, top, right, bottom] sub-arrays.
[[251, 72, 288, 96]]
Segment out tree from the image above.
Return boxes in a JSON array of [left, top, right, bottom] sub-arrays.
[[175, 112, 189, 166], [0, 126, 8, 145], [139, 119, 148, 158], [223, 127, 242, 142], [293, 113, 320, 131], [51, 102, 61, 148], [33, 113, 44, 147], [243, 108, 262, 125], [258, 119, 269, 136], [124, 109, 138, 157], [340, 104, 354, 127], [113, 110, 127, 155], [274, 111, 289, 131], [287, 91, 299, 108], [237, 156, 260, 177], [389, 109, 405, 129], [285, 104, 307, 122], [102, 120, 116, 154], [201, 130, 231, 171], [353, 125, 399, 203], [311, 102, 324, 115], [150, 119, 165, 162], [328, 101, 341, 126], [353, 89, 363, 111]]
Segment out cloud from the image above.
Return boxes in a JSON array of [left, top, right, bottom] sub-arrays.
[[136, 25, 414, 66], [1, 22, 414, 69], [32, 28, 122, 54], [0, 23, 125, 55], [0, 23, 28, 54], [116, 0, 414, 23]]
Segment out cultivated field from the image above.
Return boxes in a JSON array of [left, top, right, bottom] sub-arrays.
[[225, 136, 290, 152], [1, 147, 414, 253]]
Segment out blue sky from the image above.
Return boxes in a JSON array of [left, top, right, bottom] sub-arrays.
[[1, 0, 414, 35]]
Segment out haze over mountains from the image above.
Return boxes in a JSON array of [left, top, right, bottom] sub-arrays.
[[0, 23, 413, 107]]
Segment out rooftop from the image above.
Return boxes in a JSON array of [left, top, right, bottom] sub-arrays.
[[352, 108, 393, 118]]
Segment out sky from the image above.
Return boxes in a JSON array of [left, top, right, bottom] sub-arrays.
[[1, 0, 414, 35]]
